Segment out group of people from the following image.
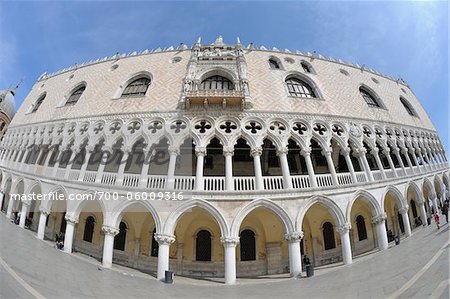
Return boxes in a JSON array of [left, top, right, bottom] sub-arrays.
[[11, 211, 32, 228], [434, 197, 449, 230], [55, 232, 65, 250]]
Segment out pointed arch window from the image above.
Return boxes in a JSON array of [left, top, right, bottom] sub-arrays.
[[65, 85, 86, 106], [83, 216, 95, 243], [121, 77, 151, 98], [400, 97, 418, 117], [31, 94, 46, 113], [322, 221, 336, 250], [151, 228, 159, 257], [360, 87, 381, 108], [285, 77, 316, 98], [114, 221, 127, 251], [240, 229, 256, 261], [356, 215, 367, 241], [195, 230, 212, 261], [200, 75, 233, 90]]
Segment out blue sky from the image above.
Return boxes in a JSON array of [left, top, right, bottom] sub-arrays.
[[0, 1, 448, 153]]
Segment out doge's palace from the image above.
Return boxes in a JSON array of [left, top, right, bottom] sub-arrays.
[[0, 36, 448, 284]]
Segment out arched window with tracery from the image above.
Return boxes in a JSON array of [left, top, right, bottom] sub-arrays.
[[356, 215, 367, 241], [65, 85, 86, 106], [322, 221, 336, 250], [360, 87, 382, 108], [240, 229, 256, 261], [114, 221, 127, 251], [121, 77, 151, 98], [200, 75, 233, 90], [83, 216, 95, 243], [285, 77, 316, 98], [400, 97, 418, 117], [195, 230, 212, 261], [31, 94, 46, 113], [151, 228, 159, 257]]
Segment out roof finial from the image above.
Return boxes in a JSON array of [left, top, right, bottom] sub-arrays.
[[237, 37, 241, 44], [11, 78, 24, 96], [214, 35, 224, 45], [196, 37, 201, 44]]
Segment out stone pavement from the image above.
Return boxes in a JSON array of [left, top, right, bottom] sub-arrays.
[[0, 214, 448, 299]]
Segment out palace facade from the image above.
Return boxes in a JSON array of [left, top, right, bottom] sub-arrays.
[[0, 37, 448, 284]]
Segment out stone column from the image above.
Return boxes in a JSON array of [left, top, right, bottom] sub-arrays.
[[399, 206, 412, 237], [356, 149, 374, 182], [277, 147, 293, 189], [393, 147, 407, 176], [155, 233, 175, 281], [418, 149, 428, 172], [95, 151, 111, 183], [0, 192, 3, 211], [251, 147, 263, 190], [78, 146, 93, 182], [139, 149, 153, 188], [6, 196, 14, 219], [44, 146, 57, 167], [102, 225, 119, 268], [401, 148, 412, 169], [323, 148, 339, 186], [195, 147, 206, 191], [383, 149, 397, 177], [224, 147, 234, 191], [221, 237, 239, 285], [51, 149, 63, 177], [337, 224, 352, 265], [418, 201, 428, 227], [116, 147, 131, 186], [19, 202, 30, 228], [63, 215, 78, 253], [341, 148, 357, 184], [371, 213, 388, 250], [372, 148, 387, 180], [301, 148, 317, 188], [165, 146, 179, 190], [37, 208, 50, 240], [64, 147, 80, 180], [284, 231, 303, 277]]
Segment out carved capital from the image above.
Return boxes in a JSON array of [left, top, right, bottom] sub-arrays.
[[155, 233, 176, 245], [370, 148, 379, 155], [336, 223, 351, 234], [300, 148, 312, 157], [276, 147, 289, 156], [340, 147, 351, 156], [398, 205, 410, 214], [195, 147, 207, 157], [168, 146, 180, 156], [39, 207, 51, 216], [321, 147, 333, 156], [102, 225, 119, 236], [65, 214, 79, 224], [223, 147, 234, 157], [220, 236, 240, 247], [250, 147, 262, 157], [284, 231, 304, 242], [371, 212, 387, 224]]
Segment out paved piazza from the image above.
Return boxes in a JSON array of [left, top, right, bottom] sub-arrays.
[[1, 214, 448, 299]]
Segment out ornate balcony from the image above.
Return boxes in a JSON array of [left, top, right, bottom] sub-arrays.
[[185, 89, 245, 108]]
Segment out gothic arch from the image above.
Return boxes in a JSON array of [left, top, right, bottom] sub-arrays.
[[164, 199, 228, 237], [295, 195, 346, 230], [346, 189, 383, 221], [110, 199, 162, 232], [383, 185, 407, 210], [231, 198, 294, 237]]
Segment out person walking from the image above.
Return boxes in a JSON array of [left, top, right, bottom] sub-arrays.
[[434, 213, 440, 229], [442, 200, 449, 223]]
